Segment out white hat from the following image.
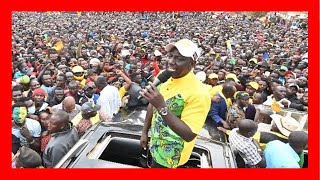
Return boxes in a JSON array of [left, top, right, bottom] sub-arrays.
[[154, 50, 162, 57], [165, 39, 201, 61], [195, 71, 206, 82], [89, 58, 100, 65], [121, 49, 131, 57], [271, 114, 300, 137]]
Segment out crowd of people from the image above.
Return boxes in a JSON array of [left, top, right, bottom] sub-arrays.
[[11, 12, 308, 168]]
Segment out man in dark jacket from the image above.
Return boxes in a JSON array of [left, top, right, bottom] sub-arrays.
[[42, 110, 79, 168], [287, 83, 307, 111]]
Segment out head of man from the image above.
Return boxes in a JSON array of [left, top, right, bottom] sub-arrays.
[[56, 74, 66, 88], [72, 66, 85, 81], [68, 80, 79, 96], [273, 85, 287, 101], [288, 131, 308, 154], [94, 76, 107, 91], [65, 72, 74, 83], [15, 146, 42, 168], [270, 72, 279, 81], [41, 74, 53, 87], [12, 85, 23, 103], [83, 85, 95, 98], [235, 91, 250, 108], [47, 110, 70, 134], [165, 39, 200, 79], [297, 77, 308, 88], [29, 79, 40, 91], [258, 80, 268, 92], [252, 92, 267, 104], [269, 79, 282, 92], [80, 60, 89, 70], [218, 71, 226, 81], [245, 82, 259, 97], [238, 119, 258, 138], [222, 83, 237, 99], [38, 110, 51, 129], [54, 87, 65, 103], [32, 88, 46, 106], [12, 102, 28, 126], [297, 61, 308, 70], [130, 72, 143, 84], [286, 83, 299, 96], [17, 62, 28, 73], [81, 102, 101, 120], [62, 96, 76, 113], [207, 73, 219, 86], [257, 109, 273, 124]]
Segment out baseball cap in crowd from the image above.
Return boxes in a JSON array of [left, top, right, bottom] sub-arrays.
[[249, 58, 257, 64], [225, 73, 240, 82], [285, 71, 296, 78], [16, 75, 30, 84], [165, 39, 201, 61], [247, 81, 259, 90], [89, 58, 100, 66], [83, 84, 94, 91], [154, 49, 162, 57], [121, 49, 131, 57], [81, 102, 101, 113], [32, 88, 46, 97], [195, 71, 206, 82], [279, 66, 288, 71], [208, 73, 218, 79], [271, 114, 300, 136], [235, 91, 250, 100], [17, 146, 42, 168], [288, 83, 299, 90], [87, 69, 96, 77]]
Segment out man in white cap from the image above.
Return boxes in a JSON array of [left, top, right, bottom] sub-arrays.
[[140, 39, 211, 168]]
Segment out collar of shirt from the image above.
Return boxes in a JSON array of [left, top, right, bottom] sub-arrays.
[[234, 128, 253, 142]]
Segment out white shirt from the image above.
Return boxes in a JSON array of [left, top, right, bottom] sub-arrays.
[[263, 95, 291, 107], [12, 118, 41, 147], [97, 85, 121, 118], [257, 123, 272, 132]]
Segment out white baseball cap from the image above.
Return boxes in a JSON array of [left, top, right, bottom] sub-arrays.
[[154, 50, 162, 57], [165, 39, 201, 61]]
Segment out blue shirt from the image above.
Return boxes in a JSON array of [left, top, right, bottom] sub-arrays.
[[207, 94, 227, 123], [264, 140, 300, 168], [13, 71, 26, 79]]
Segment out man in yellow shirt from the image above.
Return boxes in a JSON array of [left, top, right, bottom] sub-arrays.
[[139, 39, 211, 168]]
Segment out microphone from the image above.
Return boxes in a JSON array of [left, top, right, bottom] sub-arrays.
[[151, 70, 173, 87], [138, 70, 172, 99]]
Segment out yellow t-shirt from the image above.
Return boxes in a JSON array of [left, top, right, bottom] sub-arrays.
[[150, 72, 211, 168], [119, 86, 127, 99]]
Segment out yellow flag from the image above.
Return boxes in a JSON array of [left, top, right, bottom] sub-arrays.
[[52, 41, 64, 52], [271, 98, 282, 113], [76, 42, 82, 58], [226, 40, 232, 50]]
